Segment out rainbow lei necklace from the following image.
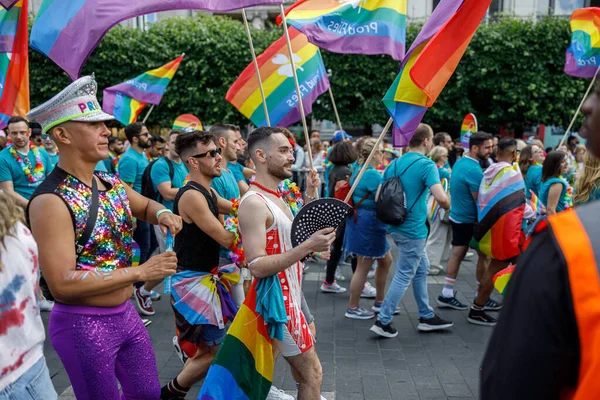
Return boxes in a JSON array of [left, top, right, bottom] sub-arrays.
[[279, 179, 303, 217], [224, 198, 245, 265], [9, 142, 45, 183]]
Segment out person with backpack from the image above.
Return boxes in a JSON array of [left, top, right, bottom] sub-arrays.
[[343, 138, 393, 320], [321, 141, 357, 294], [370, 124, 452, 338]]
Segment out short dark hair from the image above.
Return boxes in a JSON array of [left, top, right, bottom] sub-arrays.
[[310, 129, 320, 135], [209, 123, 238, 141], [124, 122, 146, 143], [542, 151, 567, 182], [328, 141, 357, 166], [30, 127, 42, 138], [567, 135, 578, 145], [433, 132, 450, 146], [409, 124, 433, 147], [7, 116, 28, 131], [150, 135, 166, 146], [469, 132, 493, 150], [247, 126, 289, 161], [169, 129, 183, 138], [497, 138, 517, 156], [108, 136, 122, 146], [175, 131, 215, 162]]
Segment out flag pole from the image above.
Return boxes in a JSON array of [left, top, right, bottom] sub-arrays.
[[328, 86, 343, 132], [559, 67, 600, 148], [142, 104, 155, 124], [344, 118, 393, 204], [279, 5, 314, 172], [242, 9, 271, 127]]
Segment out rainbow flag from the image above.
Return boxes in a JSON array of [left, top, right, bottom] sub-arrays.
[[472, 163, 526, 262], [0, 1, 17, 10], [198, 281, 275, 400], [565, 8, 600, 78], [460, 113, 477, 150], [382, 0, 491, 147], [529, 190, 544, 215], [29, 0, 283, 80], [280, 0, 407, 61], [226, 27, 330, 127], [430, 177, 448, 223], [493, 264, 515, 296], [0, 0, 28, 129], [103, 55, 184, 126], [173, 114, 203, 131]]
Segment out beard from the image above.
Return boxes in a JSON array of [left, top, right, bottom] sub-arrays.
[[267, 161, 293, 181], [140, 139, 152, 149], [199, 162, 222, 178], [477, 150, 489, 160]]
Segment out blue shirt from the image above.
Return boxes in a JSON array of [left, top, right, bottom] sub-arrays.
[[211, 167, 240, 202], [525, 164, 543, 199], [384, 152, 440, 239], [540, 177, 569, 213], [94, 161, 108, 172], [438, 167, 450, 182], [228, 162, 246, 184], [118, 147, 149, 193], [151, 157, 189, 211], [48, 152, 59, 171], [449, 156, 483, 224], [0, 147, 52, 200], [349, 166, 381, 209]]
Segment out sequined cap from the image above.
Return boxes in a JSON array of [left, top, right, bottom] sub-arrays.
[[26, 75, 114, 133]]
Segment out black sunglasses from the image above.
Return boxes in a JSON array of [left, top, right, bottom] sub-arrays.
[[189, 148, 221, 159]]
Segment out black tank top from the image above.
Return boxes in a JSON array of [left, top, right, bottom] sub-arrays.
[[173, 181, 220, 273]]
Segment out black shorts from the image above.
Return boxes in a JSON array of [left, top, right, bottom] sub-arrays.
[[450, 221, 475, 247]]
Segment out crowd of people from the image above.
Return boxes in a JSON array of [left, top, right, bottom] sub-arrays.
[[2, 74, 600, 400]]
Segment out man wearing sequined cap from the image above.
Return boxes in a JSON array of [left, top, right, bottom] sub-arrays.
[[26, 75, 183, 400]]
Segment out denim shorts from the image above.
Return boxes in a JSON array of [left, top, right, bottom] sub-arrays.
[[343, 208, 390, 259], [202, 324, 227, 347], [0, 357, 57, 400]]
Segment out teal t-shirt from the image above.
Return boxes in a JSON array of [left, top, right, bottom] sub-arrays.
[[438, 167, 450, 182], [48, 152, 59, 171], [384, 153, 440, 239], [228, 161, 246, 184], [118, 147, 149, 193], [540, 177, 569, 212], [525, 164, 543, 199], [211, 167, 240, 201], [449, 156, 483, 224], [349, 165, 381, 209], [151, 157, 189, 211], [0, 146, 52, 200], [94, 161, 108, 172]]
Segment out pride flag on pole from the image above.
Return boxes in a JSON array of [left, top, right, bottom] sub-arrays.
[[226, 28, 330, 127], [103, 54, 184, 126], [0, 0, 28, 128], [382, 0, 491, 147], [279, 0, 407, 61], [565, 8, 600, 78], [30, 0, 283, 80]]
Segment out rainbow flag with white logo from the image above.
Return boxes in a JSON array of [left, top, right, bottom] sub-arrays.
[[565, 8, 600, 78]]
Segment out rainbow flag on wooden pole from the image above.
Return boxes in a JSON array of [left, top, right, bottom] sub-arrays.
[[102, 54, 184, 126], [382, 0, 491, 147], [565, 8, 600, 78]]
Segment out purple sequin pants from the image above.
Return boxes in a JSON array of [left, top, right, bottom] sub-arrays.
[[49, 301, 160, 400]]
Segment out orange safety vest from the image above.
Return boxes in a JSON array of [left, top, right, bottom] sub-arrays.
[[547, 207, 600, 400]]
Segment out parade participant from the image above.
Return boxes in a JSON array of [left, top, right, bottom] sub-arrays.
[[209, 123, 241, 205], [310, 129, 320, 140], [370, 124, 452, 338], [103, 136, 124, 175], [519, 144, 545, 199], [481, 79, 600, 400], [448, 137, 464, 168], [238, 126, 336, 399], [0, 191, 57, 400], [433, 132, 453, 169], [425, 145, 452, 276], [43, 131, 60, 170], [30, 128, 43, 147], [540, 151, 572, 215], [222, 124, 252, 195], [291, 137, 305, 187], [26, 76, 182, 400], [0, 116, 52, 208], [574, 152, 600, 205], [146, 134, 166, 161], [343, 138, 393, 320], [305, 138, 325, 197], [574, 144, 587, 176], [160, 130, 240, 400], [437, 132, 500, 313]]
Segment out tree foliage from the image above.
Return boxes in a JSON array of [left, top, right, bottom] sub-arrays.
[[29, 14, 587, 136]]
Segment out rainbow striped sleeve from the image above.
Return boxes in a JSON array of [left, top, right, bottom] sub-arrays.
[[382, 0, 490, 147], [565, 8, 600, 78], [226, 27, 329, 128], [282, 0, 407, 61]]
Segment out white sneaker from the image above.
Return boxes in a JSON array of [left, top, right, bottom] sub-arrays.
[[38, 297, 54, 312], [267, 386, 294, 400], [466, 251, 475, 258], [320, 281, 347, 294], [173, 336, 188, 365], [335, 269, 346, 281], [360, 282, 376, 298]]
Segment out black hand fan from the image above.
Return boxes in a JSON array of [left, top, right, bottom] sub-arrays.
[[291, 198, 352, 248]]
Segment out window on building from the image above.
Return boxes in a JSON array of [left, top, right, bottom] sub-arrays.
[[144, 13, 157, 29]]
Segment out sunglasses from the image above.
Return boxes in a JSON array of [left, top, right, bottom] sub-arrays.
[[42, 134, 49, 140], [189, 148, 222, 159]]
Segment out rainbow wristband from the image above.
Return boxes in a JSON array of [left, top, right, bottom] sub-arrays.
[[156, 208, 173, 220]]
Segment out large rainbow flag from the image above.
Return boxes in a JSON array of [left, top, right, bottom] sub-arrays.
[[0, 0, 28, 128], [471, 162, 526, 262], [382, 0, 491, 147], [226, 27, 330, 127], [29, 0, 283, 80], [565, 8, 600, 78], [280, 0, 407, 61], [102, 55, 184, 126]]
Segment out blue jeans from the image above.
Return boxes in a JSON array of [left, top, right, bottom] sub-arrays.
[[0, 356, 57, 400], [378, 233, 435, 325]]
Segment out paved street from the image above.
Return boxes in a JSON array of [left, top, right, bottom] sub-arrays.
[[45, 238, 496, 399]]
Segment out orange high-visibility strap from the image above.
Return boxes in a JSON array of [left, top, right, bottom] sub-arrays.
[[549, 210, 600, 400]]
